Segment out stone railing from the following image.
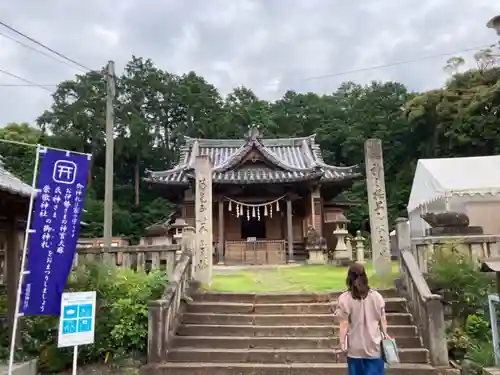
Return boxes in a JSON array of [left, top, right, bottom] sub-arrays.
[[147, 227, 196, 363], [0, 244, 182, 284], [395, 218, 449, 367], [75, 244, 180, 275], [411, 234, 500, 273]]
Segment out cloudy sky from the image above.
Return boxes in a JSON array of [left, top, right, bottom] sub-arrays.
[[0, 0, 498, 125]]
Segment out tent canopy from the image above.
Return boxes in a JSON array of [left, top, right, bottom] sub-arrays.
[[407, 155, 500, 213]]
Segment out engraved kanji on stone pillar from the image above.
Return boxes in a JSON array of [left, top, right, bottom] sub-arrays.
[[364, 139, 392, 276], [194, 155, 213, 285]]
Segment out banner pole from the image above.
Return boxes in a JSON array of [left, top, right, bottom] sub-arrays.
[[72, 345, 78, 375], [8, 144, 43, 375]]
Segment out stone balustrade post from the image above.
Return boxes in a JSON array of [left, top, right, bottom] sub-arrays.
[[395, 217, 410, 273], [426, 298, 449, 367], [181, 226, 196, 277], [147, 300, 167, 363]]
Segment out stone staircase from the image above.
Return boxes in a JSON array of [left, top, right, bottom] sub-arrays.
[[149, 289, 447, 375]]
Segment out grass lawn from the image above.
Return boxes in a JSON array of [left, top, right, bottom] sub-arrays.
[[208, 262, 399, 293]]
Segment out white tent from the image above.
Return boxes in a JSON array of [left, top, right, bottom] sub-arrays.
[[407, 155, 500, 237]]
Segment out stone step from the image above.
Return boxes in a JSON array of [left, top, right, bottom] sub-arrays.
[[182, 312, 413, 326], [144, 362, 439, 375], [191, 289, 400, 304], [171, 335, 423, 349], [177, 324, 418, 337], [167, 348, 429, 364], [186, 298, 407, 314]]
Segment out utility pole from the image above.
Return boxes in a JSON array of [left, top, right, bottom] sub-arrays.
[[103, 60, 115, 258]]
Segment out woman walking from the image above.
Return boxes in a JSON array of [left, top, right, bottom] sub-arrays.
[[335, 263, 388, 375]]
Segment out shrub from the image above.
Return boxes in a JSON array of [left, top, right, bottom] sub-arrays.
[[465, 339, 496, 368], [427, 245, 495, 367], [465, 314, 491, 341], [427, 243, 494, 325], [0, 261, 167, 373]]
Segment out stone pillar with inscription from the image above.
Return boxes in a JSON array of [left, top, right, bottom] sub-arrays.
[[364, 139, 392, 276], [194, 155, 213, 285]]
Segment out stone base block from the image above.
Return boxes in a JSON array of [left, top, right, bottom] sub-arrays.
[[0, 360, 37, 375], [334, 250, 352, 262], [307, 250, 326, 264]]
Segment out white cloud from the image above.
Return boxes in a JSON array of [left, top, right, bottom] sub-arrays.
[[0, 0, 498, 125], [91, 26, 120, 46]]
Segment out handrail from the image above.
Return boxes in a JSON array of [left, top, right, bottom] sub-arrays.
[[395, 218, 449, 367], [400, 248, 442, 301], [147, 227, 196, 364], [161, 250, 192, 304]]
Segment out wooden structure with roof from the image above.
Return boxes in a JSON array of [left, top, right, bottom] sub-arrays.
[[145, 126, 361, 264], [0, 158, 33, 342]]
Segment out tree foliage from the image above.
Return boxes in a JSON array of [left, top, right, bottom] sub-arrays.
[[1, 52, 500, 238]]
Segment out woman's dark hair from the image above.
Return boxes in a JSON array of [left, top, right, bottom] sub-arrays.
[[346, 263, 370, 300]]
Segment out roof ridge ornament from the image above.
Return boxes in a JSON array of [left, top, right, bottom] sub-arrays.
[[246, 124, 262, 140]]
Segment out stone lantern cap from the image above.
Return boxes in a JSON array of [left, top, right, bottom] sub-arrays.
[[170, 218, 188, 229], [334, 213, 350, 224]]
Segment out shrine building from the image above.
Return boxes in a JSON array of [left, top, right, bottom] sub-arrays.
[[145, 126, 361, 265]]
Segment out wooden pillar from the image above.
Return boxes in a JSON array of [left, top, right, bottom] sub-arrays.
[[310, 190, 315, 228], [6, 212, 20, 345], [217, 200, 224, 264], [311, 188, 323, 237], [286, 198, 293, 262]]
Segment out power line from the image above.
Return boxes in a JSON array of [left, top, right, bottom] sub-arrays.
[[0, 68, 53, 92], [0, 20, 92, 72], [0, 30, 87, 73], [0, 83, 57, 87], [301, 43, 497, 81], [0, 42, 496, 93]]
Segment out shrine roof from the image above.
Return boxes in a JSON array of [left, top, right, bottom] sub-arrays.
[[145, 130, 361, 185], [0, 159, 33, 198]]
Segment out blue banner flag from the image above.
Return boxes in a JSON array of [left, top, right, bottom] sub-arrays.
[[21, 148, 91, 316]]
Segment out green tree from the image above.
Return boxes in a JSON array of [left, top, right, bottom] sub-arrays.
[[5, 53, 500, 242], [0, 122, 42, 182], [37, 70, 107, 187]]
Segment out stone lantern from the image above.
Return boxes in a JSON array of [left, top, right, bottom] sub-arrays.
[[333, 214, 352, 263], [354, 230, 366, 264], [170, 218, 188, 244], [305, 225, 326, 264]]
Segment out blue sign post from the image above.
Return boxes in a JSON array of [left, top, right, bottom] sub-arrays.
[[58, 291, 96, 347], [21, 148, 90, 316], [58, 291, 97, 375]]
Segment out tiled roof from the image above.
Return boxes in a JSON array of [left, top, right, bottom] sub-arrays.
[[146, 132, 361, 185], [0, 163, 33, 198]]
